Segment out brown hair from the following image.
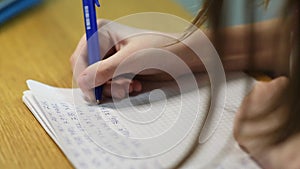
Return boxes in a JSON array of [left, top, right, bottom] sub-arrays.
[[279, 0, 300, 142], [192, 0, 270, 28], [172, 1, 299, 168]]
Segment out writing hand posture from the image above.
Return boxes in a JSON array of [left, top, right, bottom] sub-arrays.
[[70, 19, 193, 101], [71, 19, 290, 102]]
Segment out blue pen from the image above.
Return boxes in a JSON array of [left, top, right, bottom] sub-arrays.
[[82, 0, 103, 103]]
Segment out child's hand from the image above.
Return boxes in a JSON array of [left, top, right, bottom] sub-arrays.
[[233, 77, 298, 168], [70, 19, 182, 101]]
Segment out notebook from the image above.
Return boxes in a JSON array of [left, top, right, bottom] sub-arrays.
[[22, 72, 262, 169]]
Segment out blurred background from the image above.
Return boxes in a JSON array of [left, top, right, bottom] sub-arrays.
[[0, 0, 284, 26], [0, 0, 285, 168]]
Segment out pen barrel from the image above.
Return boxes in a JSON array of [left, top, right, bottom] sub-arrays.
[[95, 86, 103, 101], [82, 0, 101, 64], [82, 0, 103, 102], [87, 35, 101, 65], [82, 0, 98, 39]]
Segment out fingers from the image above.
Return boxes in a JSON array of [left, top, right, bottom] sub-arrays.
[[72, 19, 175, 101], [234, 77, 289, 135], [233, 77, 290, 158], [82, 77, 142, 102], [76, 45, 127, 94], [103, 79, 142, 99], [77, 44, 158, 94], [234, 105, 289, 157], [235, 76, 289, 121], [236, 105, 288, 139], [70, 19, 121, 84]]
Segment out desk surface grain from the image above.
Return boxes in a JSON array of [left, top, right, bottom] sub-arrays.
[[0, 0, 191, 168]]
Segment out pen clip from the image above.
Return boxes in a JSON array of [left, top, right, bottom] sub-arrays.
[[94, 0, 100, 7]]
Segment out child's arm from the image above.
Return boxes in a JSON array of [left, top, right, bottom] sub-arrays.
[[70, 18, 291, 101]]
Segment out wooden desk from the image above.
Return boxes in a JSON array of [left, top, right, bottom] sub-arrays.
[[0, 1, 191, 168]]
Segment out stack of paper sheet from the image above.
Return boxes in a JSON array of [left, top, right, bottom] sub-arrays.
[[22, 73, 262, 169]]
